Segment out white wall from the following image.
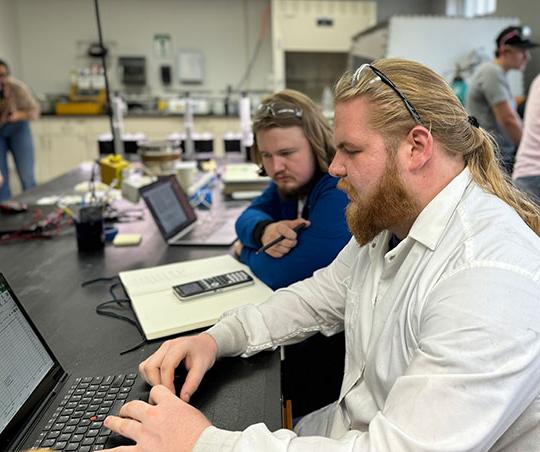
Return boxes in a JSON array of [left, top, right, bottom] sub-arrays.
[[0, 0, 21, 74], [375, 0, 436, 22], [12, 0, 273, 97]]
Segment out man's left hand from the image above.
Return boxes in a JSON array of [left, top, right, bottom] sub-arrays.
[[102, 385, 211, 452]]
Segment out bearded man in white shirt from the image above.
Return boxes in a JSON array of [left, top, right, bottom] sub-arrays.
[[103, 59, 540, 452]]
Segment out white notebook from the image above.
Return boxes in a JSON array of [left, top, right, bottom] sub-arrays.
[[119, 254, 273, 340]]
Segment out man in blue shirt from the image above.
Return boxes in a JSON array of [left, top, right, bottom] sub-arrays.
[[233, 89, 351, 416], [233, 89, 351, 289]]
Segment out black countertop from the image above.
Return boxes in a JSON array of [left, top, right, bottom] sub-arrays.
[[1, 166, 282, 439]]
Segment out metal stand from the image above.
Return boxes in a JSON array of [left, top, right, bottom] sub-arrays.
[[111, 93, 125, 156], [239, 92, 252, 161], [183, 92, 195, 160]]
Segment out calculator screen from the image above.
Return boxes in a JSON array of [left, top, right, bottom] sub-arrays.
[[177, 282, 203, 296]]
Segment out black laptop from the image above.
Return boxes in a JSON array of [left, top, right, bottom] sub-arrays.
[[139, 176, 243, 246], [0, 273, 148, 451]]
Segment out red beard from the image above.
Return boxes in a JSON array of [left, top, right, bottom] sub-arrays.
[[338, 156, 420, 246]]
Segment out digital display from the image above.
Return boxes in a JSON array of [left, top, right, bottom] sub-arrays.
[[176, 282, 203, 297], [143, 181, 187, 236], [0, 284, 54, 433]]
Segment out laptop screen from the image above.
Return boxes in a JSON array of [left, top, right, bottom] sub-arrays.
[[0, 274, 63, 449], [140, 176, 197, 240]]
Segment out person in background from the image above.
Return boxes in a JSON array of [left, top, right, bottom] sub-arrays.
[[232, 89, 351, 417], [513, 73, 540, 204], [233, 89, 351, 289], [0, 59, 40, 201], [467, 26, 538, 174], [104, 58, 540, 452]]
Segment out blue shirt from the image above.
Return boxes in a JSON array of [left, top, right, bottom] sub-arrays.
[[235, 173, 351, 289]]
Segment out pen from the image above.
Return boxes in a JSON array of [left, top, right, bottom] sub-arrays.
[[256, 223, 306, 254]]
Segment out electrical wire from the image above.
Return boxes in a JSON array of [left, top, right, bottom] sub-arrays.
[[82, 276, 147, 354], [235, 4, 271, 90], [0, 207, 73, 244], [81, 276, 119, 287], [95, 298, 147, 355]]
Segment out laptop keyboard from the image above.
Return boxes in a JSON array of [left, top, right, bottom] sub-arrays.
[[32, 373, 138, 451], [190, 218, 229, 239]]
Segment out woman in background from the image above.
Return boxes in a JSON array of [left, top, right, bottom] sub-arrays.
[[0, 58, 40, 201]]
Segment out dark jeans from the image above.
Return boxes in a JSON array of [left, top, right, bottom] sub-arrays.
[[0, 120, 36, 201], [515, 175, 540, 205]]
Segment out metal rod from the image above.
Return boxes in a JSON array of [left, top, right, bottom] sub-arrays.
[[93, 0, 117, 154]]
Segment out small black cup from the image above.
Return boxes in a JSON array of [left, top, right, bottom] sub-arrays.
[[75, 205, 105, 252]]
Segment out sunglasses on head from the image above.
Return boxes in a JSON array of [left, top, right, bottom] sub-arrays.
[[352, 64, 424, 125]]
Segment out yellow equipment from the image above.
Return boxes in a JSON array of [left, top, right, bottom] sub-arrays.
[[55, 82, 107, 115], [99, 154, 129, 188]]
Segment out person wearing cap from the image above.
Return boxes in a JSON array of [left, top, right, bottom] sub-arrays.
[[513, 73, 540, 204], [467, 25, 538, 174], [104, 58, 540, 452]]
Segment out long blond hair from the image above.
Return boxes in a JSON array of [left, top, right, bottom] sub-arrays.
[[251, 89, 335, 173], [334, 58, 540, 235]]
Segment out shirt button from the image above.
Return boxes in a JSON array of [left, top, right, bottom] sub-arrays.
[[388, 255, 395, 260], [371, 243, 376, 248]]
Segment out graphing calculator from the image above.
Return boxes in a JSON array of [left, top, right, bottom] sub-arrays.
[[172, 270, 254, 301]]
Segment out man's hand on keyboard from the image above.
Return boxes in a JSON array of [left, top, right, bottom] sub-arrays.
[[138, 333, 217, 403], [103, 385, 211, 452]]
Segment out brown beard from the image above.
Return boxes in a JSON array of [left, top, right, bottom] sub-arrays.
[[339, 155, 420, 246], [277, 169, 321, 200]]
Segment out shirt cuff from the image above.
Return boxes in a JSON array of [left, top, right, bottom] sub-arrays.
[[193, 425, 242, 452], [252, 220, 274, 247], [205, 316, 248, 358]]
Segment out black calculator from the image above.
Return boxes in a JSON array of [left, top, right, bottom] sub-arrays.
[[172, 270, 254, 300]]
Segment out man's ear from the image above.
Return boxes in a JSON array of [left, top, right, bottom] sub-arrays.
[[405, 125, 433, 172]]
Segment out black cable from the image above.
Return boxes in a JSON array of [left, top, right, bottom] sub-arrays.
[[83, 278, 147, 354], [235, 4, 270, 90], [108, 282, 124, 305], [120, 338, 147, 355], [95, 298, 147, 355], [81, 275, 119, 287], [96, 299, 139, 330]]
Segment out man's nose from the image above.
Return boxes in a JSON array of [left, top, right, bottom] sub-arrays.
[[329, 151, 346, 177], [273, 155, 287, 172]]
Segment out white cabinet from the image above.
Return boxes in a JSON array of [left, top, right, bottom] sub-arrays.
[[273, 0, 376, 52], [27, 115, 244, 186], [31, 117, 109, 184], [271, 0, 377, 90]]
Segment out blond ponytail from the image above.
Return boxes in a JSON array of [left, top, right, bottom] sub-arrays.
[[466, 127, 540, 235], [335, 58, 540, 236]]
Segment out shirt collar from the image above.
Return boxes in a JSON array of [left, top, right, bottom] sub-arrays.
[[408, 167, 473, 251]]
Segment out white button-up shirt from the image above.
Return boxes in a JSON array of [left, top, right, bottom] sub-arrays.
[[201, 168, 540, 452]]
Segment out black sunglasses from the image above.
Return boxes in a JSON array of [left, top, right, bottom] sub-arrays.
[[352, 64, 423, 125]]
